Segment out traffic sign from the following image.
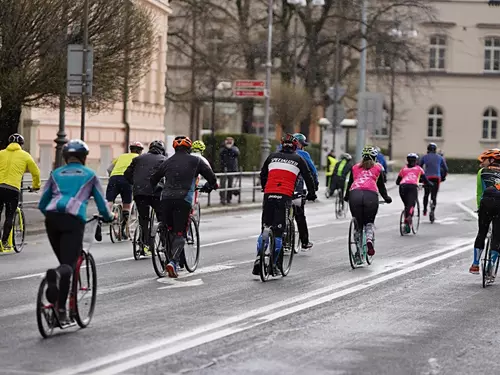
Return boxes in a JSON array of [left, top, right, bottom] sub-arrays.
[[234, 90, 265, 97], [327, 86, 346, 102], [234, 80, 265, 88], [67, 44, 93, 96], [357, 92, 384, 131]]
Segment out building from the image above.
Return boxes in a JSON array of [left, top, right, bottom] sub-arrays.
[[21, 0, 172, 177], [366, 0, 500, 160]]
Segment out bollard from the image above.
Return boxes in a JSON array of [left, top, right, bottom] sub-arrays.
[[252, 167, 256, 203], [238, 168, 242, 204]]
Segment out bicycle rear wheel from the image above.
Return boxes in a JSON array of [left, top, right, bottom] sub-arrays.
[[152, 228, 168, 277], [348, 218, 359, 269], [399, 210, 405, 236], [482, 238, 492, 288], [109, 205, 122, 243], [74, 251, 97, 328], [279, 218, 295, 276], [412, 200, 420, 234], [36, 278, 56, 338], [132, 226, 143, 260], [13, 207, 26, 253], [184, 218, 200, 272], [259, 228, 272, 282]]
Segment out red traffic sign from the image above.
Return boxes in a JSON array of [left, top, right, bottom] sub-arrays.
[[234, 90, 265, 97], [234, 80, 265, 88]]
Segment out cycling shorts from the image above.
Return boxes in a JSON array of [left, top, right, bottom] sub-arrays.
[[106, 175, 132, 204]]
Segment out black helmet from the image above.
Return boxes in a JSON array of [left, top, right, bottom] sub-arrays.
[[407, 153, 418, 163], [149, 140, 165, 155], [427, 143, 437, 152], [63, 139, 89, 163], [8, 133, 24, 146]]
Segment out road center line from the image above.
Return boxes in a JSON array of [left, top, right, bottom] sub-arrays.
[[47, 238, 472, 375]]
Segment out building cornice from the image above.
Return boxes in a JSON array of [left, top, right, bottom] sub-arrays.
[[420, 21, 456, 28], [477, 23, 500, 30], [367, 69, 500, 79]]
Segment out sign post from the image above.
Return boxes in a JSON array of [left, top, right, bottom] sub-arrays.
[[233, 80, 266, 98]]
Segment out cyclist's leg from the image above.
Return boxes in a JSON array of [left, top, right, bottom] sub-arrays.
[[294, 194, 311, 248], [472, 199, 491, 273], [490, 205, 500, 270], [0, 188, 19, 249], [166, 200, 191, 277], [328, 175, 338, 196], [119, 176, 133, 236], [430, 177, 440, 209], [271, 197, 287, 266], [134, 195, 150, 245], [363, 191, 379, 255], [105, 176, 119, 210], [399, 184, 407, 217], [253, 195, 273, 275], [423, 181, 431, 215]]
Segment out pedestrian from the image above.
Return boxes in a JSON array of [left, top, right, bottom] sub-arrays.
[[219, 137, 240, 205], [325, 150, 337, 189]]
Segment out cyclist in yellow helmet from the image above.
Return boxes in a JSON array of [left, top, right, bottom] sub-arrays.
[[191, 140, 211, 168]]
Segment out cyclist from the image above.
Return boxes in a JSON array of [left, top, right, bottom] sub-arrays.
[[470, 149, 500, 274], [292, 133, 319, 250], [150, 136, 217, 278], [0, 133, 41, 252], [124, 140, 166, 254], [344, 146, 392, 257], [419, 142, 448, 218], [396, 153, 433, 234], [327, 152, 353, 206], [325, 150, 337, 189], [106, 141, 144, 238], [191, 140, 211, 168], [38, 140, 113, 325], [253, 134, 316, 276], [375, 146, 388, 182]]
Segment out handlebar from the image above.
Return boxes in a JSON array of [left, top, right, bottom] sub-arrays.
[[86, 214, 105, 224], [21, 186, 36, 192]]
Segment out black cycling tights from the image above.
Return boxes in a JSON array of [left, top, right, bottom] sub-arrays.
[[348, 190, 379, 243], [45, 212, 85, 309], [0, 187, 19, 243], [423, 177, 440, 211], [475, 196, 500, 251], [399, 184, 418, 219]]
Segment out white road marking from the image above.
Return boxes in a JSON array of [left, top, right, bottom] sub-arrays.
[[456, 201, 478, 219], [47, 239, 472, 375], [157, 279, 204, 289]]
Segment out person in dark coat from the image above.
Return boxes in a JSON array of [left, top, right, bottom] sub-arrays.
[[219, 137, 240, 204]]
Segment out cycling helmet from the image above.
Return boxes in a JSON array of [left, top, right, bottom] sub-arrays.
[[478, 148, 500, 162], [375, 146, 381, 153], [173, 135, 192, 150], [63, 139, 89, 162], [130, 141, 144, 152], [192, 140, 206, 153], [149, 140, 165, 155], [341, 153, 352, 161], [427, 143, 437, 152], [407, 153, 419, 163], [362, 146, 378, 161], [281, 133, 298, 151], [293, 133, 308, 146], [8, 133, 24, 145]]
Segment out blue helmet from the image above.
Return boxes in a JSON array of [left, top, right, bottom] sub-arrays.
[[63, 139, 89, 162]]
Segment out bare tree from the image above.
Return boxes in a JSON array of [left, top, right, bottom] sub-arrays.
[[270, 82, 312, 133], [0, 0, 155, 148]]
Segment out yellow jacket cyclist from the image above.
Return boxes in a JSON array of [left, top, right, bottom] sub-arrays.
[[106, 141, 144, 238], [0, 133, 41, 251]]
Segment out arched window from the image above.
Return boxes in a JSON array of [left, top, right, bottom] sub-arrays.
[[484, 37, 500, 72], [427, 106, 443, 138], [483, 107, 498, 140]]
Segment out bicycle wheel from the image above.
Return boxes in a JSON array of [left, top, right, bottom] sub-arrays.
[[132, 225, 143, 260], [109, 205, 122, 243], [482, 238, 492, 288], [259, 228, 272, 282], [152, 228, 168, 277], [36, 278, 56, 338], [412, 200, 420, 235], [128, 202, 139, 237], [348, 218, 359, 269], [279, 217, 295, 276], [399, 210, 405, 236], [184, 218, 200, 273], [74, 252, 97, 328], [13, 207, 26, 253]]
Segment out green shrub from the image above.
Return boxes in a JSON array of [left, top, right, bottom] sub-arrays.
[[445, 158, 479, 174], [306, 143, 320, 166]]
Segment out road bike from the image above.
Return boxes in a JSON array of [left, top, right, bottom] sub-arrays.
[[36, 215, 102, 338], [132, 208, 156, 260], [334, 187, 347, 219], [3, 186, 33, 253], [109, 200, 137, 243], [259, 200, 296, 282], [348, 201, 386, 269], [481, 225, 499, 288], [399, 185, 422, 236], [151, 203, 201, 277]]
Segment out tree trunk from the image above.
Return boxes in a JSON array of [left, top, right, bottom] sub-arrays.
[[241, 99, 254, 134], [0, 100, 22, 150]]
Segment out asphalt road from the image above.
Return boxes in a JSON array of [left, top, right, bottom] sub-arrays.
[[0, 174, 489, 375]]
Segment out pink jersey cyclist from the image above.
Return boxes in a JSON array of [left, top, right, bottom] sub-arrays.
[[350, 162, 384, 192], [398, 165, 425, 185]]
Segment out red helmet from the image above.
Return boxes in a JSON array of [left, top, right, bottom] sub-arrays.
[[173, 136, 192, 149], [129, 141, 144, 151]]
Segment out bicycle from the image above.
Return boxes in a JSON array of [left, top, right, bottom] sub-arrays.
[[348, 201, 386, 269], [481, 225, 499, 288], [3, 186, 33, 253], [399, 184, 422, 236], [132, 207, 155, 260], [334, 187, 347, 219], [259, 199, 296, 282], [109, 200, 137, 243], [36, 215, 102, 338]]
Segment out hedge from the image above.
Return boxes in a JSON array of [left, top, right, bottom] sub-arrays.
[[444, 158, 479, 174]]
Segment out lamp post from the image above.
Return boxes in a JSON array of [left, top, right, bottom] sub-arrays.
[[210, 80, 232, 167], [318, 117, 331, 166], [355, 0, 367, 162], [80, 0, 90, 141]]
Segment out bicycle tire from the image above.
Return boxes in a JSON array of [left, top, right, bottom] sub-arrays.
[[279, 217, 295, 276], [412, 200, 420, 234], [13, 208, 26, 253], [128, 202, 138, 237], [109, 205, 122, 243], [152, 228, 168, 278], [348, 218, 358, 269], [132, 226, 142, 260], [75, 252, 97, 328], [335, 193, 341, 219], [185, 218, 200, 273], [259, 228, 272, 282], [36, 278, 55, 338], [399, 210, 405, 236], [482, 238, 491, 288]]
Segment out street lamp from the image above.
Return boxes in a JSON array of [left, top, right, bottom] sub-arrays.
[[355, 0, 368, 162], [210, 80, 232, 166], [318, 117, 331, 164]]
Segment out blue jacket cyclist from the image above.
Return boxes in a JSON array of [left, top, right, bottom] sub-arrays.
[[38, 139, 113, 325]]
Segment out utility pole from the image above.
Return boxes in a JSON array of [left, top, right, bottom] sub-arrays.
[[80, 0, 90, 141], [123, 0, 131, 153], [331, 0, 342, 155], [355, 0, 367, 161], [261, 0, 273, 166]]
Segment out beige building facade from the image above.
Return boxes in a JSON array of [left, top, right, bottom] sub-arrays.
[[21, 0, 171, 177], [367, 0, 500, 160]]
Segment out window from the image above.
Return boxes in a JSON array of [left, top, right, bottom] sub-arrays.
[[483, 107, 498, 140], [429, 35, 446, 70], [375, 44, 391, 69], [427, 106, 443, 138], [484, 37, 500, 72], [375, 108, 389, 137]]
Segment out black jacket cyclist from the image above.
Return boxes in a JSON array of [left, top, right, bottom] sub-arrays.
[[125, 140, 166, 250], [150, 136, 217, 278]]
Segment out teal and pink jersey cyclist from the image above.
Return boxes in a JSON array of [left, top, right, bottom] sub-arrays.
[[344, 146, 392, 257], [396, 153, 432, 233]]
